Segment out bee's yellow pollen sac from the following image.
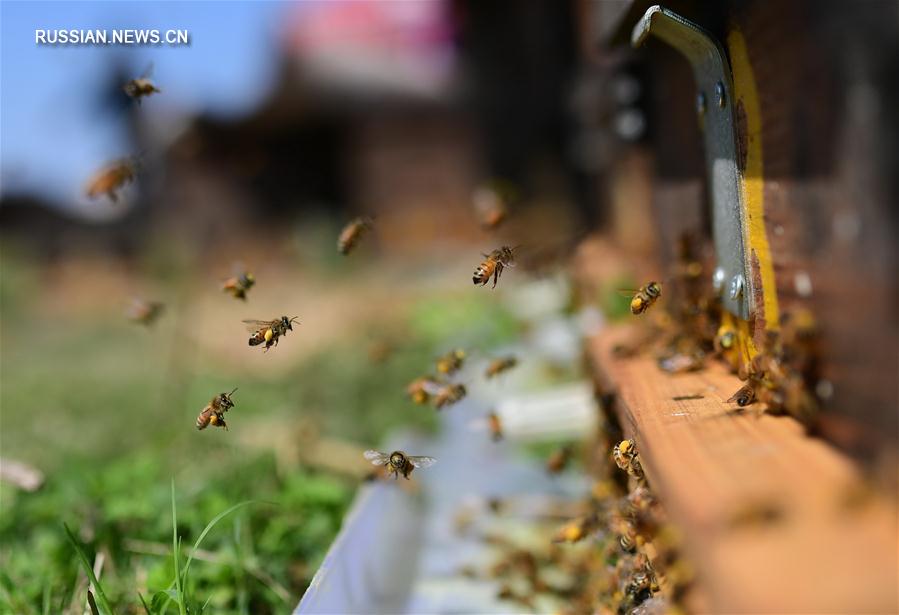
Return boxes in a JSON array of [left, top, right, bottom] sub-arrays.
[[264, 329, 274, 342], [619, 440, 632, 454]]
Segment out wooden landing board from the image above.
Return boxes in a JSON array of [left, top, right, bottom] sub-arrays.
[[589, 326, 898, 613]]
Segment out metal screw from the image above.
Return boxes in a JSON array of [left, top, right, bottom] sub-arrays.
[[712, 267, 725, 293], [696, 91, 707, 116], [715, 81, 726, 108], [729, 274, 745, 300]]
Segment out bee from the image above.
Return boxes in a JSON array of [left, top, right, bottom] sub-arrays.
[[726, 383, 756, 407], [196, 388, 237, 431], [613, 439, 644, 480], [406, 376, 441, 405], [123, 63, 161, 103], [714, 327, 737, 353], [435, 349, 466, 375], [243, 316, 299, 351], [127, 298, 164, 326], [612, 516, 638, 552], [552, 513, 599, 544], [485, 356, 518, 379], [433, 383, 467, 409], [221, 267, 255, 301], [546, 444, 574, 474], [337, 217, 373, 255], [363, 449, 436, 480], [618, 281, 662, 315], [472, 246, 516, 288], [488, 411, 503, 442], [86, 158, 137, 202], [472, 184, 509, 230]]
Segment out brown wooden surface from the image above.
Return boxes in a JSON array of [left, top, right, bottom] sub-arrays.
[[590, 325, 898, 613]]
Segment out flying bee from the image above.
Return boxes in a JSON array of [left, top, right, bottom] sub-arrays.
[[243, 316, 299, 351], [726, 383, 756, 407], [488, 411, 503, 442], [363, 449, 436, 480], [435, 349, 466, 375], [618, 281, 662, 315], [485, 356, 517, 379], [406, 376, 441, 405], [552, 513, 599, 544], [196, 388, 237, 431], [127, 298, 164, 326], [123, 63, 160, 103], [613, 439, 644, 480], [86, 158, 137, 203], [472, 184, 509, 230], [433, 383, 467, 409], [546, 444, 574, 474], [337, 216, 373, 255], [472, 246, 517, 288], [221, 266, 255, 301]]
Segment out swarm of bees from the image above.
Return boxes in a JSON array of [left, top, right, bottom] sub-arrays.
[[243, 316, 300, 352], [363, 450, 436, 480], [196, 388, 238, 431], [337, 217, 373, 255], [222, 266, 256, 301], [473, 246, 517, 288]]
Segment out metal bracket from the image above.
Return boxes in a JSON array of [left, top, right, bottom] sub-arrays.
[[632, 5, 753, 320]]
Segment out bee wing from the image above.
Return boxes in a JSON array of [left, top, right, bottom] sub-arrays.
[[242, 319, 274, 332], [407, 456, 437, 469], [616, 289, 639, 297], [363, 450, 390, 465], [140, 61, 155, 79]]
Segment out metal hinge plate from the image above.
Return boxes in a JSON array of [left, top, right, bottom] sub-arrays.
[[632, 5, 753, 320]]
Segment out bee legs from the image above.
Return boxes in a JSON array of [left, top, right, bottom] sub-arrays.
[[492, 263, 504, 288]]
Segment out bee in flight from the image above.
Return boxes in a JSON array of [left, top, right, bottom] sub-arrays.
[[436, 349, 466, 375], [222, 266, 256, 301], [433, 383, 467, 409], [473, 246, 517, 288], [546, 444, 574, 474], [485, 356, 517, 379], [123, 63, 161, 103], [472, 183, 510, 230], [488, 411, 503, 442], [86, 157, 137, 203], [337, 217, 373, 255], [196, 388, 237, 431], [552, 512, 599, 544], [243, 316, 299, 351], [619, 281, 662, 315], [406, 376, 441, 405], [127, 298, 164, 326], [363, 450, 436, 480]]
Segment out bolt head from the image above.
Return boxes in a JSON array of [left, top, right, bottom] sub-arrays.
[[715, 81, 726, 108]]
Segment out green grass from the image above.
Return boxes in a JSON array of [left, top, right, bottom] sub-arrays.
[[0, 248, 521, 613]]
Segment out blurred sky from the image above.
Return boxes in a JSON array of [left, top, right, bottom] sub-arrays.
[[0, 1, 290, 211]]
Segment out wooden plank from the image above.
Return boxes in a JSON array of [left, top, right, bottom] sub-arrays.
[[589, 325, 898, 613]]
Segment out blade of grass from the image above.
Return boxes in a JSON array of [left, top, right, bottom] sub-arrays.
[[62, 523, 115, 615], [182, 500, 258, 581], [171, 480, 187, 615], [138, 593, 153, 615]]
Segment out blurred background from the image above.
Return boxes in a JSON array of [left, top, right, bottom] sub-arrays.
[[2, 1, 897, 614], [1, 1, 603, 612]]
